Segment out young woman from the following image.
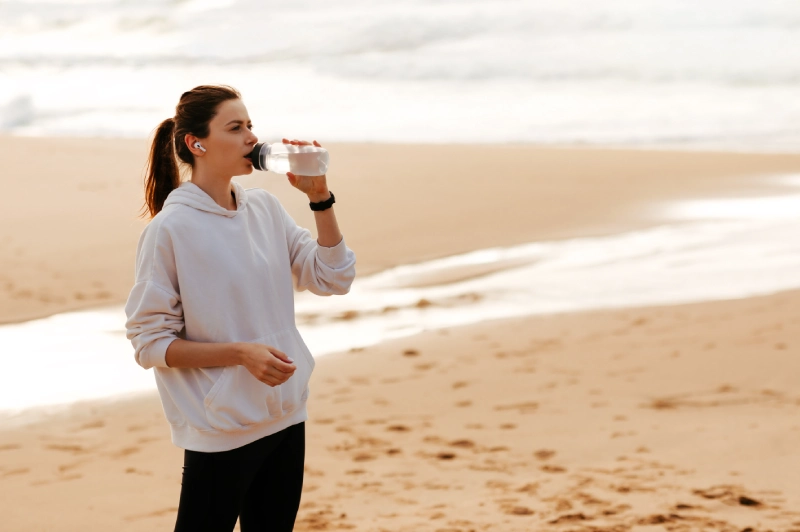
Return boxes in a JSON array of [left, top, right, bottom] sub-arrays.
[[124, 85, 356, 531]]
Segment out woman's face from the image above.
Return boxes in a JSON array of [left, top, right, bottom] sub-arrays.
[[200, 98, 258, 177]]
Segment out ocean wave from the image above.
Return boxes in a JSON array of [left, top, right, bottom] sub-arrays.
[[4, 0, 800, 145], [0, 95, 34, 130]]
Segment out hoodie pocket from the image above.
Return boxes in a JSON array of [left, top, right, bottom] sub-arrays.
[[203, 328, 315, 432]]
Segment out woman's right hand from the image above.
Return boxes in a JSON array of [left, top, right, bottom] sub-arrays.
[[237, 343, 296, 387]]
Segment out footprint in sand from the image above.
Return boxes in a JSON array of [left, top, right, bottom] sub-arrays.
[[125, 467, 153, 476], [402, 349, 420, 357], [554, 499, 573, 511], [516, 483, 539, 494], [534, 449, 556, 460], [110, 446, 141, 459], [505, 506, 534, 516], [124, 507, 178, 521], [58, 461, 85, 473], [45, 443, 87, 455], [548, 512, 588, 524], [494, 401, 538, 414], [692, 485, 764, 507], [386, 424, 411, 432], [455, 400, 472, 407], [76, 420, 105, 431], [2, 468, 29, 477]]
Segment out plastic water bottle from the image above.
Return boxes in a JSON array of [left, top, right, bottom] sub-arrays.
[[249, 142, 330, 176]]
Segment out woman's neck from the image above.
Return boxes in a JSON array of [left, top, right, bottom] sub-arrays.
[[190, 172, 236, 211]]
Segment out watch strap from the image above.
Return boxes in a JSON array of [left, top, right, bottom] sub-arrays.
[[309, 191, 335, 211]]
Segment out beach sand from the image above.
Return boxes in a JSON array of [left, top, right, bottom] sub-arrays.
[[1, 137, 799, 530], [1, 292, 799, 530]]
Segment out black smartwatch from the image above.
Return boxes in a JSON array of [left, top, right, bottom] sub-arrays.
[[309, 191, 335, 211]]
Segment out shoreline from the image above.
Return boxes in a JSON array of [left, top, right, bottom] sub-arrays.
[[3, 135, 800, 325]]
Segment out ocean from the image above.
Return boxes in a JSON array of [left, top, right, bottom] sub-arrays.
[[2, 0, 800, 149]]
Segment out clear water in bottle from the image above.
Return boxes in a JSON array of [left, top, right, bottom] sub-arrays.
[[249, 142, 329, 176]]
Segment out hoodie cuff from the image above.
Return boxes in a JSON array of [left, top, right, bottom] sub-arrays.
[[144, 336, 178, 369], [317, 236, 349, 269]]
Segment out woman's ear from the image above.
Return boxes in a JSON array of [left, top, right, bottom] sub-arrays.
[[185, 134, 205, 156]]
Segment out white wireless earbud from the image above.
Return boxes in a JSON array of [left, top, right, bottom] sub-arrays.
[[194, 142, 206, 153]]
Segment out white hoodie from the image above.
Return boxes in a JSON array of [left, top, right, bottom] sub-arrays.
[[124, 180, 356, 452]]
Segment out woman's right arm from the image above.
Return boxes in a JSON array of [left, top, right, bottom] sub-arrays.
[[165, 340, 296, 387]]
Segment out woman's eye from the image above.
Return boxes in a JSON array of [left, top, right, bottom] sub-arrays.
[[232, 126, 240, 131]]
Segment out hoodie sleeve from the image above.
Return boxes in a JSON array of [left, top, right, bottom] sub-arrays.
[[124, 221, 184, 370], [277, 198, 356, 296]]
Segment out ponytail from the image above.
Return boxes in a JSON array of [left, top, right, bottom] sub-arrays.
[[140, 118, 180, 219]]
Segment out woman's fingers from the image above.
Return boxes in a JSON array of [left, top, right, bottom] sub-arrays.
[[267, 347, 295, 369], [281, 137, 320, 147], [258, 365, 294, 386], [281, 138, 314, 146]]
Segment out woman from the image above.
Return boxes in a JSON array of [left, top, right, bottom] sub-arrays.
[[124, 85, 356, 531]]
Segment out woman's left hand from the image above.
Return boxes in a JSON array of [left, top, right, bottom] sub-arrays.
[[283, 138, 331, 202]]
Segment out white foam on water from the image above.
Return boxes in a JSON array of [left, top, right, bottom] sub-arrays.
[[3, 186, 800, 414], [3, 0, 800, 149]]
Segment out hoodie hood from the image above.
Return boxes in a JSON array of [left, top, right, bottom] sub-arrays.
[[163, 180, 249, 218]]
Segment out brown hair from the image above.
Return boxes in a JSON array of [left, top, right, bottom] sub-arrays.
[[140, 85, 241, 218]]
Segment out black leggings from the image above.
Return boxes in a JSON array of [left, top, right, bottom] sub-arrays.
[[174, 421, 305, 532]]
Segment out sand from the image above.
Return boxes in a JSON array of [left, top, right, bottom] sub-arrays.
[[1, 292, 799, 530], [1, 137, 800, 530]]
